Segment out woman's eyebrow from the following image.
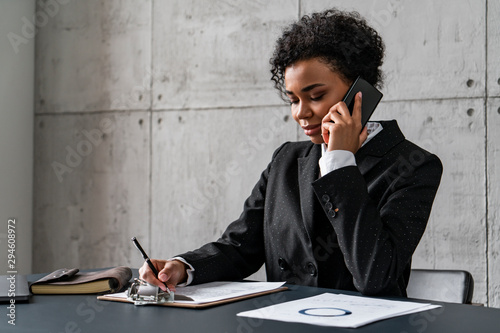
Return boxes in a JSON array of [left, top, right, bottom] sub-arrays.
[[301, 83, 326, 92], [285, 83, 326, 95]]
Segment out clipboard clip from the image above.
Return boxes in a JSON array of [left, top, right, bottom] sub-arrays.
[[127, 278, 174, 305]]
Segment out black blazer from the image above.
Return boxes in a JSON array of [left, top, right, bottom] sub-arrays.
[[179, 120, 443, 297]]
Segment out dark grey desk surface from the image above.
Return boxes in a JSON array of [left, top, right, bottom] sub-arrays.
[[3, 269, 500, 333]]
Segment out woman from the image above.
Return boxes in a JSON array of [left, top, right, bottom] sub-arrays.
[[140, 8, 442, 297]]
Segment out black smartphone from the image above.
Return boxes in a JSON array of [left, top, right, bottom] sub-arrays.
[[342, 76, 383, 128]]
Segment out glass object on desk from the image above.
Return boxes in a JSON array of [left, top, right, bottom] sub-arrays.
[[127, 278, 174, 305]]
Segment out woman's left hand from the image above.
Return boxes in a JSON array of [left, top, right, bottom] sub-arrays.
[[321, 91, 368, 153]]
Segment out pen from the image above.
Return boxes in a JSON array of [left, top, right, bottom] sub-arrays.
[[131, 237, 171, 293]]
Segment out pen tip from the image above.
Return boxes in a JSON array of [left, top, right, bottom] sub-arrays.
[[131, 237, 136, 241]]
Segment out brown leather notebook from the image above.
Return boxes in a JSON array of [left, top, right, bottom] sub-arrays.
[[30, 266, 132, 295]]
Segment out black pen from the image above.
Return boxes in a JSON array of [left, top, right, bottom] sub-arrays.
[[131, 237, 171, 293]]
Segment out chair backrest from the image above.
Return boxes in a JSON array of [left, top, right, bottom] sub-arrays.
[[406, 269, 474, 304]]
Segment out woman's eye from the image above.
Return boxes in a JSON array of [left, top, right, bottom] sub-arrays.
[[311, 94, 324, 101], [289, 100, 299, 105]]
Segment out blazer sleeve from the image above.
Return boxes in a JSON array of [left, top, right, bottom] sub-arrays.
[[176, 143, 287, 284], [312, 145, 443, 295]]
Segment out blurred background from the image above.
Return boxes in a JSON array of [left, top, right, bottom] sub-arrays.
[[0, 0, 499, 307]]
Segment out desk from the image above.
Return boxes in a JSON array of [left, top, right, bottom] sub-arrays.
[[3, 270, 500, 333]]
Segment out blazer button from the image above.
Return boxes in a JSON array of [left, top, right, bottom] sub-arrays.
[[322, 195, 330, 203], [306, 262, 317, 277], [278, 257, 288, 271], [328, 209, 336, 218], [325, 202, 333, 210]]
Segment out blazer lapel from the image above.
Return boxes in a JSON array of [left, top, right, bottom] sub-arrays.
[[356, 120, 405, 175], [298, 144, 322, 242]]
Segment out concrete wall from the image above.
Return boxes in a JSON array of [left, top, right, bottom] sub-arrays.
[[32, 0, 500, 307], [0, 0, 34, 275]]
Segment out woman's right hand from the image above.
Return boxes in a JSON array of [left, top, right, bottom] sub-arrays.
[[139, 259, 188, 292], [321, 91, 367, 153]]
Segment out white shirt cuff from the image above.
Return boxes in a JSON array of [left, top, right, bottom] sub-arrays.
[[319, 148, 356, 177], [169, 257, 194, 286]]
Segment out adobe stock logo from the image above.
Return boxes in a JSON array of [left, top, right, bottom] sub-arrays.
[[51, 118, 114, 183], [7, 0, 74, 54]]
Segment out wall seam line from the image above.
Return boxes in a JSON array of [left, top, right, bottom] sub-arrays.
[[148, 0, 155, 254], [32, 96, 489, 117], [484, 0, 490, 307]]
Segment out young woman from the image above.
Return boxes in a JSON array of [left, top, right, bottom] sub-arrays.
[[140, 8, 442, 297]]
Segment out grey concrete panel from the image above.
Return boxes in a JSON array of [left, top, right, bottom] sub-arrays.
[[0, 0, 35, 275], [35, 0, 152, 113], [488, 0, 500, 97], [151, 106, 295, 280], [487, 97, 500, 307], [151, 0, 298, 110], [301, 0, 486, 100], [33, 112, 150, 273], [375, 98, 487, 305]]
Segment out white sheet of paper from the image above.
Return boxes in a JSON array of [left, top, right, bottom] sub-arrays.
[[104, 281, 286, 304], [237, 293, 441, 328], [173, 281, 286, 304]]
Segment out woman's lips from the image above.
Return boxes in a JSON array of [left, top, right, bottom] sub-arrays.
[[302, 124, 321, 136]]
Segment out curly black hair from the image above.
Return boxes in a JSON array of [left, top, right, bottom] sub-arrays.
[[270, 8, 385, 100]]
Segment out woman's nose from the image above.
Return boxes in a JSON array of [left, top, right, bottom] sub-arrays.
[[296, 101, 311, 119]]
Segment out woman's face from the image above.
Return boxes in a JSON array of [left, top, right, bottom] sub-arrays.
[[284, 58, 351, 144]]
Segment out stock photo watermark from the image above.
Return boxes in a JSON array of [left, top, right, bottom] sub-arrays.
[[110, 67, 157, 111], [236, 285, 292, 333], [51, 118, 115, 183], [401, 305, 445, 333], [7, 0, 74, 54], [178, 110, 290, 220], [384, 149, 428, 191], [5, 218, 17, 326], [57, 296, 109, 333], [369, 0, 404, 30]]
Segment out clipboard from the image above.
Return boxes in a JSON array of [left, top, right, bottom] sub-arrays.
[[97, 281, 288, 309]]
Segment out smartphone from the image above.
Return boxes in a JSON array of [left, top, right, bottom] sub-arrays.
[[342, 76, 383, 128]]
